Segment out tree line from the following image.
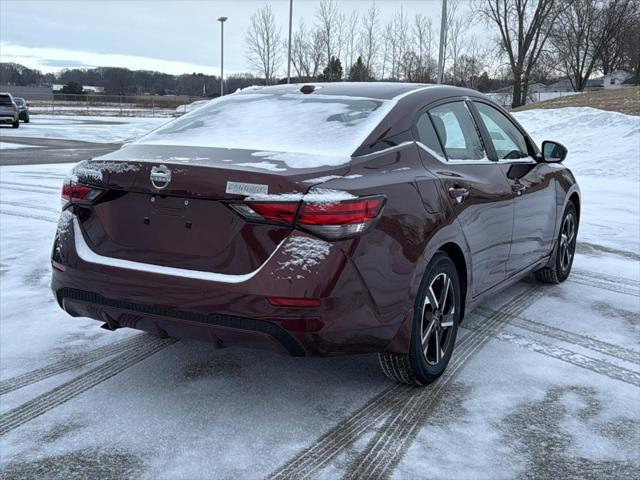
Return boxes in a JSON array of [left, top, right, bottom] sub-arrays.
[[246, 0, 639, 107], [0, 63, 258, 97], [2, 0, 638, 108]]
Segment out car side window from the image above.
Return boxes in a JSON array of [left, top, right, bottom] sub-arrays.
[[415, 112, 445, 158], [429, 102, 486, 161], [475, 102, 529, 160]]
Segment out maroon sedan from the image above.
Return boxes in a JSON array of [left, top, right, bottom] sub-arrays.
[[51, 83, 580, 385]]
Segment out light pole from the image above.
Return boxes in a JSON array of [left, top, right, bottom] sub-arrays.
[[287, 0, 293, 83], [437, 0, 447, 84], [217, 16, 228, 96]]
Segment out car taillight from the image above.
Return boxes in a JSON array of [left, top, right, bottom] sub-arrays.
[[229, 195, 386, 240], [61, 178, 103, 209]]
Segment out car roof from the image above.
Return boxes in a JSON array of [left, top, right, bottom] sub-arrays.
[[234, 82, 442, 100]]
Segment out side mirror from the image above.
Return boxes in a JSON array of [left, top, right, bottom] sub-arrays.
[[541, 140, 567, 163]]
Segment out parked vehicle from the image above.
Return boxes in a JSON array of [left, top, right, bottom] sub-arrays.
[[0, 92, 19, 128], [51, 83, 579, 385], [13, 97, 30, 123]]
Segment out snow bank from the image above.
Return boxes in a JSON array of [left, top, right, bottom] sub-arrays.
[[515, 107, 640, 254], [513, 107, 640, 180]]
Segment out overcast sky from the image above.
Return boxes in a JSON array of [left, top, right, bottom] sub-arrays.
[[0, 0, 453, 76]]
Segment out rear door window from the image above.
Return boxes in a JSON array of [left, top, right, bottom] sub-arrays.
[[415, 113, 445, 158], [429, 102, 486, 161], [474, 102, 529, 159]]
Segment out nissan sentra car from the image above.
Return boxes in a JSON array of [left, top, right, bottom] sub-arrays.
[[51, 83, 579, 385]]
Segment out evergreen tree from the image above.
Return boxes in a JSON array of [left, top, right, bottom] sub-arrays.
[[348, 56, 371, 81], [321, 56, 343, 82], [60, 81, 84, 94]]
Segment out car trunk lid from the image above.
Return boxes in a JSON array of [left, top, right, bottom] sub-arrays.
[[71, 144, 352, 275]]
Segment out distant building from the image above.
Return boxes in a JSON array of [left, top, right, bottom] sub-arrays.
[[52, 84, 105, 94], [547, 77, 603, 92], [603, 70, 634, 89]]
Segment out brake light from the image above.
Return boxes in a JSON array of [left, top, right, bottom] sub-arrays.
[[61, 178, 103, 209], [229, 195, 385, 240]]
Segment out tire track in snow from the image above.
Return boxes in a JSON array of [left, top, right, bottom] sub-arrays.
[[0, 185, 59, 196], [0, 208, 56, 223], [569, 270, 640, 297], [0, 334, 153, 396], [577, 242, 640, 261], [0, 337, 176, 436], [572, 269, 639, 288], [479, 329, 640, 387], [0, 200, 60, 214], [269, 288, 540, 480], [474, 306, 639, 364], [0, 180, 59, 191], [341, 288, 543, 480]]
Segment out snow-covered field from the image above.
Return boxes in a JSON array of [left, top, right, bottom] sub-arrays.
[[0, 108, 638, 479], [0, 115, 168, 145]]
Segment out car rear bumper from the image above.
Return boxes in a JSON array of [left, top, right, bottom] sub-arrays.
[[0, 116, 16, 123], [51, 212, 410, 356]]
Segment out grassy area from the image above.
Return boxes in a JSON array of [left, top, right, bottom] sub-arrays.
[[515, 86, 640, 116]]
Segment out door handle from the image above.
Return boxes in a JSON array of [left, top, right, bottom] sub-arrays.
[[448, 187, 469, 203], [511, 183, 526, 195]]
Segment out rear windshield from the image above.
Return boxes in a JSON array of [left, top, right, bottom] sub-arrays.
[[137, 93, 393, 156], [14, 98, 24, 106], [0, 95, 13, 106]]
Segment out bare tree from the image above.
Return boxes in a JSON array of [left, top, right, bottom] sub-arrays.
[[291, 20, 311, 79], [621, 2, 640, 84], [446, 0, 474, 85], [316, 0, 339, 67], [310, 28, 326, 78], [551, 0, 635, 91], [344, 11, 360, 78], [478, 0, 564, 107], [413, 13, 436, 81], [359, 2, 381, 76], [246, 4, 282, 84], [381, 6, 409, 80], [291, 20, 327, 80]]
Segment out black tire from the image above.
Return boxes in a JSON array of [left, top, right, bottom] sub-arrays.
[[535, 201, 578, 284], [12, 120, 19, 128], [24, 116, 30, 123], [379, 252, 460, 386]]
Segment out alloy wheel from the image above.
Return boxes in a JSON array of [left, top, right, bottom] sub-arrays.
[[420, 272, 456, 365], [559, 212, 576, 272]]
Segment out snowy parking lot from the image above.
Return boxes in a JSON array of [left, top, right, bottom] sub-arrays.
[[0, 108, 638, 479]]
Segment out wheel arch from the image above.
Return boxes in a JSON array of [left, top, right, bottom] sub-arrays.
[[568, 191, 580, 221], [437, 242, 468, 322]]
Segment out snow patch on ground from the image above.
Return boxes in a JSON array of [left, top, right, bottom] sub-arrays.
[[0, 115, 168, 144], [0, 141, 42, 150]]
